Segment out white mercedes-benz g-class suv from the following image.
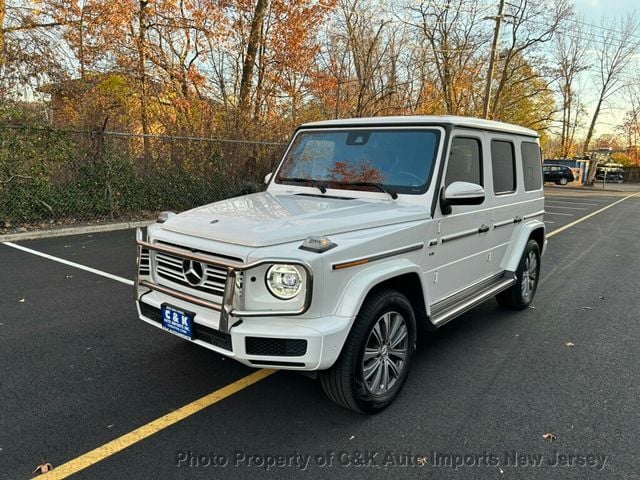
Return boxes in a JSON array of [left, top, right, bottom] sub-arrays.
[[135, 116, 545, 413]]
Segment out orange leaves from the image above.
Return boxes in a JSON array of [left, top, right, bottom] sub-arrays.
[[328, 161, 384, 184]]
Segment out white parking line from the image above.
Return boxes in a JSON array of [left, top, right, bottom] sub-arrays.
[[544, 205, 587, 210], [1, 242, 134, 286], [545, 200, 601, 206], [547, 191, 640, 238], [543, 221, 555, 224], [545, 211, 574, 216]]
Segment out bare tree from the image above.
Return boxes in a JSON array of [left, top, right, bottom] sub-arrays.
[[341, 0, 392, 117], [553, 24, 590, 157], [406, 0, 490, 115], [583, 14, 640, 177], [490, 0, 571, 119]]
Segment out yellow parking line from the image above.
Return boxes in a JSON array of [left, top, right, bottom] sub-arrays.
[[547, 191, 640, 238], [40, 369, 275, 479]]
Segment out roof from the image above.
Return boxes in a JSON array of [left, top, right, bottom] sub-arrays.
[[300, 115, 539, 138]]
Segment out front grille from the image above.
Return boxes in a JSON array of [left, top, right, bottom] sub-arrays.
[[152, 241, 242, 298], [139, 302, 232, 351], [139, 248, 150, 276], [245, 337, 308, 357]]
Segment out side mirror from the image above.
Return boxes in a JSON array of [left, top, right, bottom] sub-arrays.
[[264, 172, 273, 185], [440, 181, 485, 215]]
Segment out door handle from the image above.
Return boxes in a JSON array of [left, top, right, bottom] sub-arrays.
[[514, 216, 523, 223], [478, 225, 490, 234]]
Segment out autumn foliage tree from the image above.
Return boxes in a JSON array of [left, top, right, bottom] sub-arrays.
[[0, 0, 636, 160]]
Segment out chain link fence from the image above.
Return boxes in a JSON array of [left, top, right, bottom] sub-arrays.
[[0, 125, 286, 234]]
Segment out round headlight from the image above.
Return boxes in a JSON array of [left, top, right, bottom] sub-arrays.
[[265, 264, 303, 300]]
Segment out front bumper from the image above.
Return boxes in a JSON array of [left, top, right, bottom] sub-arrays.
[[136, 291, 352, 371]]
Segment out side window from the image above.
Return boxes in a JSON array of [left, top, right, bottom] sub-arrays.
[[491, 140, 516, 194], [521, 141, 542, 191], [445, 137, 482, 187]]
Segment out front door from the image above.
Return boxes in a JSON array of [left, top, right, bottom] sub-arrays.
[[425, 133, 494, 304]]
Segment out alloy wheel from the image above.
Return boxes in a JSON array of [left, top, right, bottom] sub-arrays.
[[361, 311, 409, 395]]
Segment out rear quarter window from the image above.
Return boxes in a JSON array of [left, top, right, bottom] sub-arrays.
[[521, 142, 542, 191]]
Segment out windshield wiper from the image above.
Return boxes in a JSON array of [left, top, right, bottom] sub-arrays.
[[333, 181, 398, 200], [279, 177, 327, 194]]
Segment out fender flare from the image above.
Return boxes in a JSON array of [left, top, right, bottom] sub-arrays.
[[332, 259, 427, 319], [499, 220, 546, 272]]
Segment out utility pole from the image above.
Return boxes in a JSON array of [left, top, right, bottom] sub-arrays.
[[482, 0, 505, 119]]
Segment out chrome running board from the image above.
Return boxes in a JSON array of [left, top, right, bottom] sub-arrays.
[[430, 272, 516, 327]]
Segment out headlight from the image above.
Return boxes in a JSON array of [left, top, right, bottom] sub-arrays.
[[265, 264, 303, 300]]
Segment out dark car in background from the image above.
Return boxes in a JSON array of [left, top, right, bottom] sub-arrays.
[[543, 165, 575, 185], [596, 167, 625, 183]]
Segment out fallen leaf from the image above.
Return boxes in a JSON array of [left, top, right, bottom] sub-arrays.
[[543, 433, 557, 442], [349, 435, 354, 440], [18, 298, 25, 303], [566, 342, 575, 347], [107, 424, 114, 429], [529, 305, 536, 309], [417, 456, 428, 466], [581, 306, 592, 310], [599, 296, 605, 300], [32, 462, 53, 474], [499, 467, 504, 473], [65, 275, 73, 279]]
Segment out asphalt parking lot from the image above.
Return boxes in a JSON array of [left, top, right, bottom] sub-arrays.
[[2, 187, 640, 479]]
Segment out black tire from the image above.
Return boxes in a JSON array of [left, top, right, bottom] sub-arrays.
[[319, 289, 416, 414], [559, 177, 568, 185], [496, 239, 541, 310]]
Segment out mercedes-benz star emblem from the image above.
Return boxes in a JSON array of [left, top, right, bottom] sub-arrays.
[[182, 259, 205, 286]]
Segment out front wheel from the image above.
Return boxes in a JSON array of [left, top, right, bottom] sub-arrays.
[[496, 239, 541, 309], [559, 177, 568, 185], [320, 289, 416, 413]]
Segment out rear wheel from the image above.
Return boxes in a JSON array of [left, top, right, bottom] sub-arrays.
[[320, 289, 416, 413], [559, 176, 568, 185], [496, 239, 541, 309]]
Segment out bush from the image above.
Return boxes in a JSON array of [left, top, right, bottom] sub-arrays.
[[0, 126, 283, 229]]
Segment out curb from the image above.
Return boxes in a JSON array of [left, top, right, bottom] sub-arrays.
[[0, 220, 153, 243], [546, 184, 640, 193]]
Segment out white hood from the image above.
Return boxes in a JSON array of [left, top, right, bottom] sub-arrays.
[[160, 192, 428, 247]]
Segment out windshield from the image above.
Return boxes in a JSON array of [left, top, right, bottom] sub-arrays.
[[275, 128, 440, 195]]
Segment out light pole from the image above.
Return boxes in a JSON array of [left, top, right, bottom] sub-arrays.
[[482, 0, 506, 120]]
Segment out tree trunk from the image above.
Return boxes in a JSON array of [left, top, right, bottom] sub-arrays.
[[238, 0, 268, 126], [79, 1, 86, 79], [0, 0, 5, 69], [137, 0, 151, 160], [583, 95, 605, 184], [583, 96, 603, 154]]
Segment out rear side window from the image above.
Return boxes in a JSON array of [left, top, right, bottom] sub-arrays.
[[445, 137, 482, 186], [521, 142, 542, 191], [491, 140, 516, 194]]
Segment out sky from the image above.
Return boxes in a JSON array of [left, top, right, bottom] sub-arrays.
[[570, 0, 639, 139], [573, 0, 638, 21]]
